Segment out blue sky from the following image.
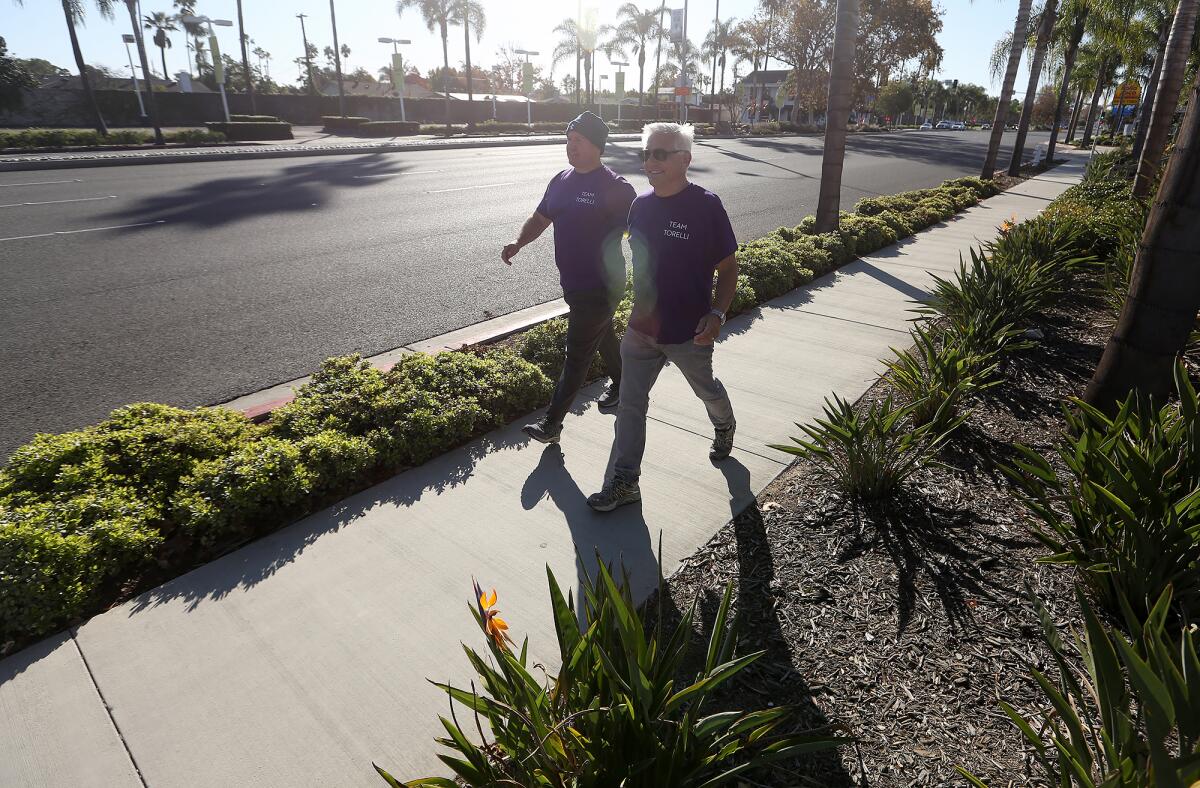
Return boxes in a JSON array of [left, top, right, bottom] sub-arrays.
[[6, 0, 1029, 93]]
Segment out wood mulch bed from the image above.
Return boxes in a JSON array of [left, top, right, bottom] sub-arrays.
[[648, 289, 1113, 787]]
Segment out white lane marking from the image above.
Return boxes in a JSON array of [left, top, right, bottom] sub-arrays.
[[353, 170, 441, 178], [428, 182, 515, 193], [0, 195, 117, 209], [0, 179, 83, 187], [0, 220, 166, 243]]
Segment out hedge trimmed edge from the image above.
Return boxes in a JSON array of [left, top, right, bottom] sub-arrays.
[[0, 174, 1006, 654]]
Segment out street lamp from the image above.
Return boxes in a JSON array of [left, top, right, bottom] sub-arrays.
[[514, 49, 539, 127], [120, 34, 147, 121], [180, 14, 234, 122], [378, 37, 411, 122], [598, 74, 609, 120], [611, 60, 628, 123]]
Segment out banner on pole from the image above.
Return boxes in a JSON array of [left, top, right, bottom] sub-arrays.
[[522, 61, 534, 94], [669, 9, 685, 43], [614, 71, 625, 97], [209, 35, 224, 84]]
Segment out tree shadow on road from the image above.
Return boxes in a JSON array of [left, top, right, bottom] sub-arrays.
[[100, 153, 412, 230]]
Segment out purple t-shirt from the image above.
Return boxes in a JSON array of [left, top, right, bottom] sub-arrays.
[[536, 165, 636, 294], [627, 183, 738, 344]]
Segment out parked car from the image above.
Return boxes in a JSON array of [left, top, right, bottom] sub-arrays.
[[920, 121, 933, 130], [935, 120, 952, 129], [952, 121, 966, 130], [981, 122, 991, 130]]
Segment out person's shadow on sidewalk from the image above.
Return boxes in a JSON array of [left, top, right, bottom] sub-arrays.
[[520, 444, 660, 618]]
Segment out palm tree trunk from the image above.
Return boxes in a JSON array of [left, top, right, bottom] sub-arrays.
[[1133, 0, 1198, 198], [441, 26, 451, 132], [236, 0, 256, 112], [1084, 70, 1200, 411], [1007, 0, 1057, 176], [815, 0, 858, 233], [61, 0, 108, 136], [1132, 19, 1171, 160], [981, 0, 1032, 179], [653, 1, 664, 119], [463, 6, 475, 131], [1046, 6, 1086, 163], [1066, 85, 1084, 141], [160, 45, 169, 83], [126, 0, 164, 145], [1081, 60, 1109, 145]]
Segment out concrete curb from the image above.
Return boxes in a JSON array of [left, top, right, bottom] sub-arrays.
[[220, 297, 569, 421], [0, 134, 642, 172]]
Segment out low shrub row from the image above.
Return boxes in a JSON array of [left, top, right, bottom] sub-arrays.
[[0, 128, 227, 148], [320, 115, 370, 132], [356, 121, 420, 137], [0, 175, 1003, 652], [230, 114, 280, 123], [203, 121, 293, 141], [417, 120, 569, 135]]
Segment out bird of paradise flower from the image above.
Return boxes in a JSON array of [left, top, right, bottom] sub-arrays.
[[473, 578, 515, 652]]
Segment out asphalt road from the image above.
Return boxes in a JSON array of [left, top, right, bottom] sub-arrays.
[[0, 129, 1049, 460]]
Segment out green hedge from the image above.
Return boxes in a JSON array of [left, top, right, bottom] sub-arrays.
[[357, 121, 421, 137], [0, 128, 226, 148], [204, 121, 293, 141], [0, 175, 1001, 652], [230, 114, 280, 123], [418, 120, 569, 135], [321, 115, 370, 132]]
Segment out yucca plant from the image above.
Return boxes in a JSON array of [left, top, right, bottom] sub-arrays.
[[1005, 361, 1200, 624], [985, 214, 1098, 282], [770, 394, 955, 501], [883, 323, 999, 433], [959, 586, 1200, 787], [375, 564, 845, 787]]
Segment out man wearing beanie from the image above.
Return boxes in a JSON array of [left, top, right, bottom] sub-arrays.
[[501, 111, 637, 444]]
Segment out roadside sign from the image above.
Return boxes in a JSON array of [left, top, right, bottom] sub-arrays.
[[1112, 80, 1141, 106], [674, 86, 691, 96], [615, 71, 624, 97], [522, 61, 533, 94]]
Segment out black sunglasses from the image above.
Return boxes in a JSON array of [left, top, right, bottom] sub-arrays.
[[640, 148, 687, 162]]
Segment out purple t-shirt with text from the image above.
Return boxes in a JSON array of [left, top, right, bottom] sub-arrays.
[[627, 183, 737, 344], [536, 166, 636, 294]]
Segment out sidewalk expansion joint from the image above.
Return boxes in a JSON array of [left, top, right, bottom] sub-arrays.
[[645, 413, 788, 467], [791, 308, 914, 334], [70, 631, 150, 788]]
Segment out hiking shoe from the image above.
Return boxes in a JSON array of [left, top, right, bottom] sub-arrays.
[[710, 421, 736, 461], [597, 382, 620, 413], [587, 476, 641, 512], [523, 418, 562, 444]]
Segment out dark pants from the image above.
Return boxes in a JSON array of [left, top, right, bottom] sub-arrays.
[[544, 288, 622, 426]]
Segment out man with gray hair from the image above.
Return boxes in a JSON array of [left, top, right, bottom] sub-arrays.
[[588, 122, 739, 512]]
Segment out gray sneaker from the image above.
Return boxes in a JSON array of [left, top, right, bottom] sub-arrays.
[[587, 475, 641, 512], [710, 421, 736, 460], [523, 418, 562, 444]]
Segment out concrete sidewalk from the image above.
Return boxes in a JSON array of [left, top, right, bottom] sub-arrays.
[[0, 153, 1089, 787]]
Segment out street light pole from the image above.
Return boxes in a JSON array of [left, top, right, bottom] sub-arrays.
[[297, 14, 316, 96], [612, 60, 628, 123], [124, 0, 164, 143], [121, 34, 147, 120], [378, 37, 411, 121], [182, 15, 233, 122], [599, 74, 608, 119], [515, 49, 539, 128]]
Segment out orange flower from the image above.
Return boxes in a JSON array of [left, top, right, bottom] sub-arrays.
[[473, 578, 515, 651], [999, 214, 1017, 233]]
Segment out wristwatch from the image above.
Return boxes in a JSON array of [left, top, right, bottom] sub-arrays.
[[709, 308, 727, 325]]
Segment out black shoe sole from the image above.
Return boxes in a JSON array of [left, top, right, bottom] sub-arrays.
[[597, 399, 620, 413], [587, 491, 640, 512], [523, 425, 561, 444]]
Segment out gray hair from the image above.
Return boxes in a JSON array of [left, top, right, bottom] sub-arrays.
[[641, 122, 695, 152]]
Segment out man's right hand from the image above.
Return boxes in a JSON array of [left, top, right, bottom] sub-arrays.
[[501, 243, 521, 265]]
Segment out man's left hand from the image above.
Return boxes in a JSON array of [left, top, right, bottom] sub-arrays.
[[694, 314, 722, 345]]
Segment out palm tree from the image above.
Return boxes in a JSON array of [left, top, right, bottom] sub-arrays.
[[1045, 0, 1089, 161], [235, 0, 255, 111], [733, 16, 769, 121], [172, 0, 203, 77], [14, 0, 112, 134], [815, 0, 858, 233], [553, 17, 602, 106], [982, 0, 1034, 178], [1131, 9, 1172, 158], [121, 0, 163, 143], [703, 18, 739, 100], [143, 11, 176, 79], [454, 0, 484, 129], [610, 3, 661, 109], [1084, 66, 1200, 410], [398, 0, 457, 132], [1008, 1, 1059, 175], [1133, 0, 1198, 196]]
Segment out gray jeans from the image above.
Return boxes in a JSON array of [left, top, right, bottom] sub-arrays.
[[613, 327, 735, 480]]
